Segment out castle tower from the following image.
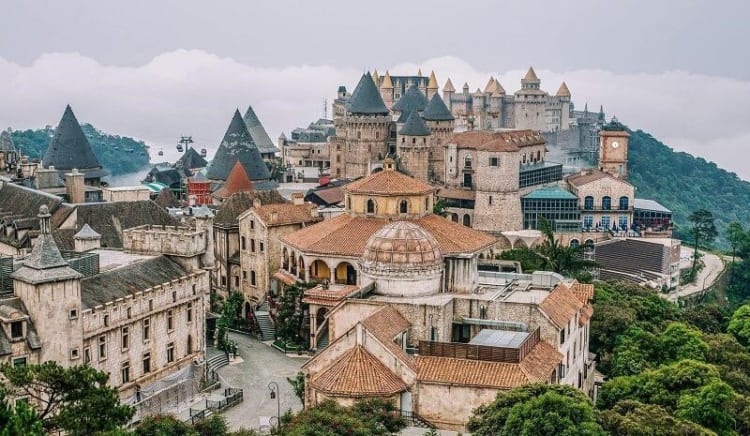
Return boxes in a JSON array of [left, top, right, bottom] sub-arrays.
[[555, 82, 572, 131], [193, 205, 216, 270], [380, 71, 394, 109], [11, 206, 83, 365], [442, 78, 455, 111], [426, 71, 439, 100], [514, 67, 546, 131], [207, 109, 273, 186], [598, 117, 630, 179], [422, 93, 455, 183], [340, 72, 392, 178], [397, 111, 431, 182]]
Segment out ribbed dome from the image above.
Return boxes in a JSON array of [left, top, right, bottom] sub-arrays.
[[362, 221, 442, 268]]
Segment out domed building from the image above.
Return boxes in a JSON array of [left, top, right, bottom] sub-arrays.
[[359, 221, 443, 297]]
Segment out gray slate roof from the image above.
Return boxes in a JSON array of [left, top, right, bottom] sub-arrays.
[[346, 73, 389, 115], [393, 85, 428, 122], [398, 111, 431, 136], [74, 223, 101, 240], [0, 130, 15, 152], [81, 256, 189, 309], [243, 105, 279, 155], [0, 297, 41, 356], [423, 94, 455, 121], [206, 110, 272, 182], [43, 105, 104, 174], [178, 147, 208, 170]]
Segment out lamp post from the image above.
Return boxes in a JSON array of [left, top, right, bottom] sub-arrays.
[[268, 381, 280, 431], [176, 136, 193, 205]]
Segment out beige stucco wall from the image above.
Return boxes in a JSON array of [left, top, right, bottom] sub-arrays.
[[416, 383, 500, 431], [346, 191, 432, 218]]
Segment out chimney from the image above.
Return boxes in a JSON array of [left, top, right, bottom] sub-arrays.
[[66, 168, 85, 204], [292, 192, 304, 205], [252, 197, 262, 209]]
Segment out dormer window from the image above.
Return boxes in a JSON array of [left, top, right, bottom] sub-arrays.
[[10, 321, 23, 340]]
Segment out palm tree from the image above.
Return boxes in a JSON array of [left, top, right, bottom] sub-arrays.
[[534, 216, 598, 276]]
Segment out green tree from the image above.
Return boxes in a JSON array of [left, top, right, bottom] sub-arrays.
[[134, 414, 197, 436], [534, 216, 598, 277], [467, 384, 604, 436], [688, 209, 718, 272], [675, 381, 737, 435], [1, 361, 134, 435], [728, 305, 750, 345], [287, 372, 305, 404], [0, 389, 44, 436], [281, 399, 404, 436], [726, 222, 745, 264], [216, 291, 244, 352], [598, 400, 715, 436], [275, 283, 308, 346], [192, 414, 229, 436]]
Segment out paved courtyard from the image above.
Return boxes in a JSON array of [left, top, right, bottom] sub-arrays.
[[215, 332, 307, 431]]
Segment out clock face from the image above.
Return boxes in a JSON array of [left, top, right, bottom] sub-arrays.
[[611, 141, 620, 149]]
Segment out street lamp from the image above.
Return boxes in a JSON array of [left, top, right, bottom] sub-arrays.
[[268, 381, 280, 431]]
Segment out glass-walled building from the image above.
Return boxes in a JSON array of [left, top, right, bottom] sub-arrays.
[[521, 186, 580, 232], [633, 199, 672, 232]]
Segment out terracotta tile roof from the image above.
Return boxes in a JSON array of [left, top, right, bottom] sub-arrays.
[[437, 188, 476, 201], [579, 305, 594, 326], [565, 169, 632, 188], [345, 169, 434, 195], [311, 345, 406, 397], [539, 284, 585, 328], [417, 341, 561, 389], [302, 284, 360, 306], [254, 203, 321, 227], [213, 161, 254, 199], [310, 186, 345, 205], [272, 270, 297, 286], [281, 214, 496, 257], [570, 282, 595, 304], [448, 130, 545, 152], [361, 306, 416, 371]]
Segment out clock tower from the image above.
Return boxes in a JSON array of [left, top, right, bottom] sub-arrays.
[[598, 117, 630, 179]]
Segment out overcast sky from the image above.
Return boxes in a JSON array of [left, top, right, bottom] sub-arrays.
[[1, 0, 749, 178]]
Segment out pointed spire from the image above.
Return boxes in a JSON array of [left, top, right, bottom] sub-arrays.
[[423, 94, 455, 121], [443, 78, 455, 93], [417, 67, 423, 76], [393, 84, 428, 122], [473, 88, 484, 96], [207, 110, 271, 182], [484, 77, 497, 93], [584, 103, 589, 114], [243, 105, 277, 153], [598, 105, 606, 121], [213, 160, 255, 198], [427, 71, 438, 90], [494, 78, 506, 95], [346, 73, 389, 115], [43, 105, 103, 174], [381, 70, 393, 89], [399, 111, 431, 136], [523, 67, 540, 82], [372, 69, 379, 85], [556, 82, 571, 98]]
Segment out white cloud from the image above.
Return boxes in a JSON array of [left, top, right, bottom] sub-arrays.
[[1, 51, 749, 179]]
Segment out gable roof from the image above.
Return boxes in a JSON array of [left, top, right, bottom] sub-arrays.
[[43, 105, 103, 173], [539, 284, 585, 328], [347, 73, 389, 115], [206, 110, 272, 182], [311, 345, 406, 397], [566, 169, 633, 188], [252, 203, 320, 227], [448, 130, 545, 152], [243, 105, 279, 155], [214, 190, 286, 226], [393, 84, 428, 122], [212, 161, 254, 199], [422, 93, 454, 121], [398, 111, 431, 136], [177, 147, 208, 170]]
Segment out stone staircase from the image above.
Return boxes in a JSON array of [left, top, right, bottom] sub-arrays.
[[207, 352, 229, 378], [317, 330, 329, 350], [254, 301, 276, 341]]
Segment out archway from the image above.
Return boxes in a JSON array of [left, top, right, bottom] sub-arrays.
[[462, 214, 471, 227], [316, 307, 329, 326], [569, 239, 580, 248], [451, 213, 459, 223], [310, 259, 331, 282], [282, 247, 289, 270], [298, 256, 306, 279], [335, 262, 357, 285]]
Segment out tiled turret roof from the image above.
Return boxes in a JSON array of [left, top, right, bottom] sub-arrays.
[[206, 109, 272, 182], [347, 73, 389, 115], [422, 94, 455, 121], [43, 105, 104, 174], [398, 111, 431, 136]]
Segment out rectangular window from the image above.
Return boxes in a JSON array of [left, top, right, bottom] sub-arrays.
[[10, 321, 23, 339], [489, 157, 499, 166], [69, 309, 78, 319], [234, 276, 239, 287], [143, 352, 151, 374], [126, 307, 132, 319], [241, 236, 246, 250], [251, 239, 256, 252], [583, 215, 593, 229], [121, 327, 129, 350], [250, 220, 254, 230], [103, 314, 109, 327], [143, 318, 150, 342], [187, 303, 193, 323], [148, 299, 154, 312], [559, 328, 566, 345], [260, 242, 264, 252], [167, 342, 174, 363], [221, 276, 227, 286], [172, 291, 177, 303], [251, 271, 256, 286], [167, 311, 174, 331], [488, 196, 493, 206], [70, 348, 79, 360], [99, 335, 107, 360], [12, 357, 26, 368], [84, 348, 91, 364], [121, 362, 130, 384]]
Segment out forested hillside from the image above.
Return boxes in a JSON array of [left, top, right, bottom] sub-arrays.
[[628, 129, 750, 248], [10, 124, 150, 176]]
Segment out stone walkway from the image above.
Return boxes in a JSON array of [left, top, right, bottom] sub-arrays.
[[215, 332, 307, 431], [668, 247, 725, 302]]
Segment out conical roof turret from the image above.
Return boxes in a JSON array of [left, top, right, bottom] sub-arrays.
[[494, 78, 506, 95], [381, 71, 393, 89], [393, 84, 428, 122], [423, 94, 454, 121], [213, 160, 255, 198], [443, 78, 455, 93], [522, 67, 540, 83], [372, 69, 379, 85], [398, 111, 431, 136], [484, 77, 498, 94], [43, 105, 104, 176], [417, 68, 423, 76], [427, 71, 439, 90], [206, 109, 271, 182], [243, 105, 278, 154], [347, 73, 389, 115], [556, 82, 571, 98]]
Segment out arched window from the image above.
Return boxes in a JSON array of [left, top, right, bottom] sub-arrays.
[[425, 197, 429, 211], [619, 196, 629, 210], [584, 196, 594, 210], [464, 155, 472, 168], [570, 239, 580, 248], [366, 199, 375, 214], [451, 213, 459, 223], [399, 200, 408, 214], [463, 214, 471, 227], [602, 196, 612, 210]]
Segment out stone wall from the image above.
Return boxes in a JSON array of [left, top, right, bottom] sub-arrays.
[[123, 225, 206, 258], [416, 384, 498, 431]]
